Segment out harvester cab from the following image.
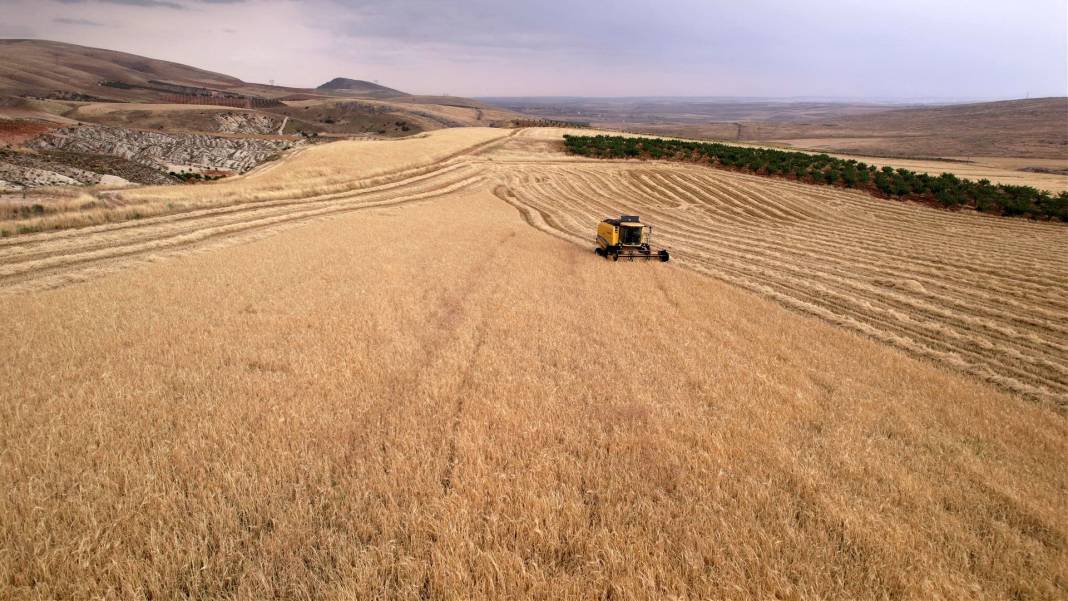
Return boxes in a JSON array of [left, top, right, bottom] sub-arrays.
[[595, 215, 670, 262]]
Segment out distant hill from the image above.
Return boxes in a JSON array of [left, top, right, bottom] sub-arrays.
[[530, 96, 1068, 160], [0, 39, 523, 137], [0, 39, 248, 101], [0, 40, 526, 129], [392, 95, 496, 109], [751, 97, 1068, 159], [821, 97, 1068, 134], [317, 78, 408, 98], [0, 40, 411, 104]]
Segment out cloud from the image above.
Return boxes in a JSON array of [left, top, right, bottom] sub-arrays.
[[7, 0, 1068, 97], [0, 22, 36, 37], [306, 0, 1068, 97], [53, 16, 106, 26], [51, 0, 251, 9], [53, 0, 187, 8]]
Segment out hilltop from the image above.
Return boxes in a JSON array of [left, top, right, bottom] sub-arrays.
[[317, 78, 408, 98]]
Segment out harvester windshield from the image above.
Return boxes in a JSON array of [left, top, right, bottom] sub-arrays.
[[620, 225, 644, 246]]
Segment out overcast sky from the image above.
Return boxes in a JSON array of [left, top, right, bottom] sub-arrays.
[[2, 0, 1066, 98]]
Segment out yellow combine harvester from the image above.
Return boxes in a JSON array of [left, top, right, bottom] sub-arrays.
[[594, 215, 670, 262]]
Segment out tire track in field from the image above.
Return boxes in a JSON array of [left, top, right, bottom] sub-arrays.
[[491, 160, 1068, 408]]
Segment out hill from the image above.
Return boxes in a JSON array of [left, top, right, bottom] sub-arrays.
[[832, 97, 1068, 132], [0, 40, 452, 108], [748, 97, 1068, 159], [317, 77, 408, 98], [0, 39, 249, 102], [486, 97, 899, 124], [0, 40, 520, 127], [0, 40, 527, 189]]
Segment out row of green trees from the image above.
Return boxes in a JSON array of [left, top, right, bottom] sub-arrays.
[[563, 135, 1068, 221]]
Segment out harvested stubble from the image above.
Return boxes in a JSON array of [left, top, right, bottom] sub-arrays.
[[493, 129, 1068, 408], [0, 128, 1065, 600]]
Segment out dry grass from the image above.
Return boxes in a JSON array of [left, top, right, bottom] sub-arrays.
[[1, 128, 1066, 599]]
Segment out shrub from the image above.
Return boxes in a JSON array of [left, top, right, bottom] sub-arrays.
[[841, 168, 858, 188]]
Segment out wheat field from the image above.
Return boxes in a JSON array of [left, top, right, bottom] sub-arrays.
[[1, 128, 1066, 599], [490, 129, 1068, 407]]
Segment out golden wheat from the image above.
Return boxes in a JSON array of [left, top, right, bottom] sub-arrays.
[[0, 128, 1065, 600]]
